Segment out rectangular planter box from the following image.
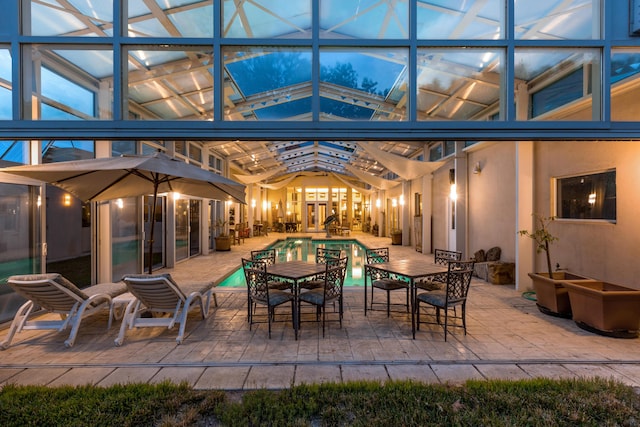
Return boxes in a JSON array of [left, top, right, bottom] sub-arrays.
[[528, 272, 595, 318], [563, 281, 640, 338]]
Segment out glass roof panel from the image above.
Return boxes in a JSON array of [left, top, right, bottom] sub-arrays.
[[0, 49, 11, 82], [320, 0, 408, 39], [168, 6, 214, 37], [128, 49, 189, 69], [417, 48, 502, 121], [515, 0, 599, 40], [41, 67, 94, 117], [0, 88, 11, 120], [54, 50, 114, 80], [611, 50, 640, 85], [253, 99, 312, 120], [224, 48, 312, 97], [319, 49, 408, 121], [417, 0, 503, 40], [320, 99, 374, 120], [223, 0, 311, 38], [128, 0, 213, 37], [514, 50, 574, 81], [29, 0, 114, 37]]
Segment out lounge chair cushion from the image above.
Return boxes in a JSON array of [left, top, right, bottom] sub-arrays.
[[83, 281, 128, 299], [122, 273, 214, 297]]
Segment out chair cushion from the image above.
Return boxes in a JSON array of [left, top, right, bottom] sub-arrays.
[[8, 273, 89, 304], [415, 280, 443, 291], [268, 281, 292, 291], [298, 288, 325, 305], [83, 281, 128, 298], [267, 289, 294, 306], [416, 290, 446, 307], [178, 280, 216, 295], [300, 279, 324, 290], [372, 278, 407, 291], [417, 290, 465, 307]]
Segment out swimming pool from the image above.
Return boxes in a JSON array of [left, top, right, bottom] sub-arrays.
[[218, 238, 367, 287]]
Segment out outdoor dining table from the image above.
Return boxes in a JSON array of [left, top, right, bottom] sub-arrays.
[[267, 260, 327, 339], [364, 260, 447, 339]]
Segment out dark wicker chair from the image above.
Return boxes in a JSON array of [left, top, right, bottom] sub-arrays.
[[242, 258, 295, 338], [365, 247, 409, 317], [298, 256, 348, 337], [416, 260, 475, 341], [300, 247, 342, 290]]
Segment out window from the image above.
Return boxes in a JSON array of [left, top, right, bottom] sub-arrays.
[[556, 170, 616, 221]]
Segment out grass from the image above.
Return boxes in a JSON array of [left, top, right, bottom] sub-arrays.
[[0, 378, 638, 426]]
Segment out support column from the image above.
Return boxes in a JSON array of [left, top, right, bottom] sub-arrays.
[[94, 142, 112, 283], [454, 141, 468, 257], [421, 173, 433, 254], [516, 141, 535, 291], [402, 180, 411, 246]]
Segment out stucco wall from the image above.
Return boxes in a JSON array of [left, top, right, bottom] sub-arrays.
[[467, 142, 517, 263], [534, 141, 640, 289]]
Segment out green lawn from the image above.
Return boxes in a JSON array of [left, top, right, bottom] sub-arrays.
[[0, 378, 638, 426]]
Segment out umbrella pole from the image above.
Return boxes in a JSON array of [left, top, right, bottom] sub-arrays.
[[147, 182, 160, 274]]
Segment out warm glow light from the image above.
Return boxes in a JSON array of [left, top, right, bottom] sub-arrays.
[[116, 198, 124, 209], [251, 199, 256, 208], [450, 184, 458, 201], [392, 198, 397, 207], [375, 199, 381, 208], [399, 195, 405, 206], [588, 193, 596, 205], [351, 266, 362, 279], [63, 194, 72, 207], [173, 192, 181, 200], [37, 195, 41, 207], [262, 200, 267, 210]]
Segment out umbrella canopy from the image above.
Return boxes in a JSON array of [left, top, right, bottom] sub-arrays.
[[1, 152, 246, 204], [2, 152, 246, 273]]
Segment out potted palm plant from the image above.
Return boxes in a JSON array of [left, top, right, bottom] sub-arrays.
[[519, 213, 592, 318], [214, 218, 231, 251]]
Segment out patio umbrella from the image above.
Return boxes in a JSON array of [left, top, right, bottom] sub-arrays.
[[2, 152, 246, 273]]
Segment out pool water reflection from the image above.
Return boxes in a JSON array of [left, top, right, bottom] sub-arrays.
[[218, 238, 366, 287]]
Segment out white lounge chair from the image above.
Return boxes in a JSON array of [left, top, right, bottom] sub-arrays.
[[1, 273, 127, 349], [115, 273, 216, 346]]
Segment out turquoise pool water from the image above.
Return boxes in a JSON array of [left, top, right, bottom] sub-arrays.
[[218, 238, 366, 287]]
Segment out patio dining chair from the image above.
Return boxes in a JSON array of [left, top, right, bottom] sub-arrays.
[[115, 273, 216, 346], [427, 249, 464, 284], [298, 256, 348, 337], [1, 273, 127, 349], [365, 247, 409, 317], [300, 247, 342, 290], [416, 260, 475, 341], [242, 258, 296, 338]]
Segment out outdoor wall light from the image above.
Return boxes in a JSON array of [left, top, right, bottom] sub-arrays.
[[251, 199, 256, 208], [262, 200, 268, 211], [399, 195, 405, 206], [63, 193, 72, 206], [392, 198, 397, 207], [173, 192, 181, 200], [375, 198, 381, 208], [450, 184, 458, 201], [473, 162, 482, 174], [116, 198, 124, 209]]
